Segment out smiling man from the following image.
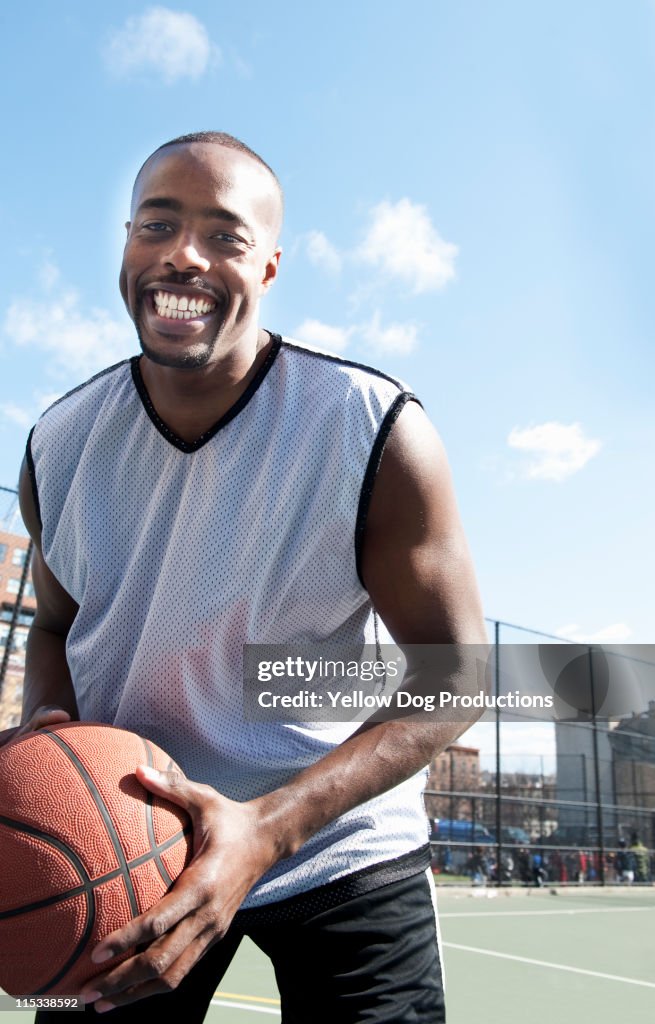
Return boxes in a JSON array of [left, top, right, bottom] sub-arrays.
[[12, 132, 486, 1023]]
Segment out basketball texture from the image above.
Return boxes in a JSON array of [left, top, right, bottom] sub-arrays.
[[0, 722, 193, 996]]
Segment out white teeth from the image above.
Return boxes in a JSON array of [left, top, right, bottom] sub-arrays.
[[152, 291, 217, 319]]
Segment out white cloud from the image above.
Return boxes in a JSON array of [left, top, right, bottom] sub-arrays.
[[357, 199, 457, 294], [36, 391, 64, 412], [361, 311, 419, 355], [104, 7, 218, 83], [4, 285, 134, 380], [507, 422, 601, 482], [293, 319, 352, 353], [39, 258, 60, 292], [0, 403, 32, 429], [0, 391, 65, 432], [557, 623, 633, 644], [303, 231, 342, 275]]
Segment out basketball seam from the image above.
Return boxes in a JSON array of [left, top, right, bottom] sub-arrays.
[[43, 730, 140, 920], [0, 828, 189, 920], [0, 813, 97, 995], [142, 739, 175, 889]]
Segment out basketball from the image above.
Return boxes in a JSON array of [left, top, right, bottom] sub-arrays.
[[0, 722, 193, 997]]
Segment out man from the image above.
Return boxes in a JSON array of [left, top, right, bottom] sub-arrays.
[[10, 132, 486, 1021]]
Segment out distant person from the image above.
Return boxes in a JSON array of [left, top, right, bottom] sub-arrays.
[[615, 839, 635, 884], [517, 847, 531, 885], [467, 846, 489, 886], [629, 833, 650, 883]]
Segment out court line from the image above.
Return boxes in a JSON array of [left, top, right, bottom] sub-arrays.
[[441, 906, 655, 918], [215, 991, 280, 1006], [443, 942, 655, 988], [211, 998, 280, 1016]]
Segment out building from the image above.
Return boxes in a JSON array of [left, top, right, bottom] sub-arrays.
[[424, 744, 480, 820], [0, 528, 35, 729]]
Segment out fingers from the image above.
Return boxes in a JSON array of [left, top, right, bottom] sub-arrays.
[[135, 764, 214, 819], [26, 706, 72, 731], [80, 899, 224, 1011], [0, 707, 71, 748]]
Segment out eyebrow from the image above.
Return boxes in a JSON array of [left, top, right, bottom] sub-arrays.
[[136, 197, 250, 228]]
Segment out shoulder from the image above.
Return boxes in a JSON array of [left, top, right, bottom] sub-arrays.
[[278, 335, 413, 397], [33, 359, 134, 428]]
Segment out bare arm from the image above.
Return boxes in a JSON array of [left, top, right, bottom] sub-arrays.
[[244, 399, 488, 854], [9, 459, 79, 733], [80, 399, 486, 1009]]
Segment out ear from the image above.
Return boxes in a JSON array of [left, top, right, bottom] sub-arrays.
[[260, 248, 282, 295], [118, 223, 132, 311]]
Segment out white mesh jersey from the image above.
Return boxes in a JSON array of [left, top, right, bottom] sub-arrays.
[[28, 333, 431, 906]]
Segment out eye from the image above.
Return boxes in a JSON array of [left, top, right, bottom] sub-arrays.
[[212, 231, 243, 244], [142, 221, 172, 232]]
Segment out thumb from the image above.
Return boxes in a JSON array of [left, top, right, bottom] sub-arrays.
[[136, 763, 190, 805]]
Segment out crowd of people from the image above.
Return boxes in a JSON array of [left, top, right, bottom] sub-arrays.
[[434, 833, 653, 886]]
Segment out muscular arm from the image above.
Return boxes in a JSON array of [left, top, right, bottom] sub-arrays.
[[81, 399, 486, 1009], [16, 458, 79, 724], [253, 399, 487, 856]]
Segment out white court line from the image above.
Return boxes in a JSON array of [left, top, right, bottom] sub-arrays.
[[211, 997, 281, 1015], [441, 906, 655, 919], [443, 942, 655, 988]]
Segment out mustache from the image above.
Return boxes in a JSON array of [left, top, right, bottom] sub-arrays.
[[139, 273, 219, 296]]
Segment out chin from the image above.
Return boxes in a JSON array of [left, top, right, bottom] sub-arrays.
[[140, 340, 214, 370], [135, 319, 220, 371]]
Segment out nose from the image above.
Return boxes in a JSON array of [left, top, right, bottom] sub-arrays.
[[163, 231, 211, 274]]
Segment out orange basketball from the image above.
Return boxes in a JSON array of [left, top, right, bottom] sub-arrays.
[[0, 722, 192, 996]]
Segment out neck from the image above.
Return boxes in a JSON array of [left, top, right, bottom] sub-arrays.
[[139, 327, 273, 444]]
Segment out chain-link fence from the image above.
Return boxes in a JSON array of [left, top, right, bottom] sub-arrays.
[[426, 619, 655, 885]]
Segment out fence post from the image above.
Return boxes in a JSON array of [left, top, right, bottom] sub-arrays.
[[588, 647, 606, 884], [494, 620, 502, 885]]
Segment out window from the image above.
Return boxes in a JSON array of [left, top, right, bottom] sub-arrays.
[[12, 548, 27, 568], [0, 543, 7, 563], [6, 578, 20, 595]]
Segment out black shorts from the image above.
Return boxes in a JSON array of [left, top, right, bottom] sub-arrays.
[[35, 854, 445, 1024]]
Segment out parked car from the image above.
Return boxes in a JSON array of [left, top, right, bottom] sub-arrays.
[[429, 818, 495, 844], [494, 826, 531, 846]]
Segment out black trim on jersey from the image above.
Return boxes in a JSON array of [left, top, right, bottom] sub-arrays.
[[354, 391, 419, 588], [130, 333, 283, 453], [25, 426, 41, 531], [41, 358, 134, 416], [26, 360, 133, 531], [234, 844, 431, 927], [281, 336, 408, 391]]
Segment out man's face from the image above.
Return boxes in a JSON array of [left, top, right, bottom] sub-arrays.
[[120, 143, 282, 370]]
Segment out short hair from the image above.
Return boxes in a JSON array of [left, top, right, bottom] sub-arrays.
[[134, 131, 284, 216]]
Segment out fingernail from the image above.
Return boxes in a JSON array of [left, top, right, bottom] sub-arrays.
[[80, 991, 102, 1005], [139, 765, 158, 780], [95, 1001, 116, 1014], [91, 948, 113, 964]]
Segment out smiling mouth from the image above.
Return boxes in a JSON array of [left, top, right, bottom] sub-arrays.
[[152, 290, 217, 320]]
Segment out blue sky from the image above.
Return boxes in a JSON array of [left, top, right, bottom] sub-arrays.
[[2, 1, 654, 766]]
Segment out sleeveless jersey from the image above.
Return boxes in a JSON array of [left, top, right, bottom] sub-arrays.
[[27, 334, 431, 906]]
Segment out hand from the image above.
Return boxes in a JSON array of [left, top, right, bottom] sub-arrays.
[[0, 705, 72, 748], [79, 765, 278, 1012]]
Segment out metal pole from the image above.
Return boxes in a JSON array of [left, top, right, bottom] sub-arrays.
[[0, 539, 33, 696], [494, 620, 502, 885], [588, 647, 605, 884]]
